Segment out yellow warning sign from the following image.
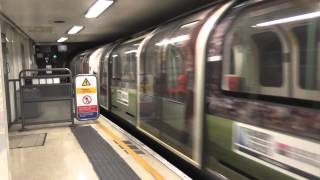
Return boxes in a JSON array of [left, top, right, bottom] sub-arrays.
[[82, 78, 91, 86]]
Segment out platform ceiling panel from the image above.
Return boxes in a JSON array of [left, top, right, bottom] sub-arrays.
[[0, 0, 214, 43]]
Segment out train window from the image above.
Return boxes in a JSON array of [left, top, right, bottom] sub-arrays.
[[253, 32, 283, 87], [292, 24, 320, 90], [222, 29, 284, 93], [220, 0, 320, 100]]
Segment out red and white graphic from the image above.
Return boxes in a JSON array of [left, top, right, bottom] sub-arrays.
[[82, 95, 92, 104]]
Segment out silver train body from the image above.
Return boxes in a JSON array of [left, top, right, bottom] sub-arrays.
[[70, 1, 320, 179]]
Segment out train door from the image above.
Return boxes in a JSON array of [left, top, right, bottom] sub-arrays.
[[109, 39, 140, 125], [138, 8, 216, 163], [138, 22, 194, 155], [1, 33, 11, 125]]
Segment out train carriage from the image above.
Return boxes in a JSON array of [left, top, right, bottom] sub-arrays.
[[70, 0, 320, 179], [205, 1, 320, 179]]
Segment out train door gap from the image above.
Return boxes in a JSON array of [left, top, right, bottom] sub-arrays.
[[125, 112, 135, 118]]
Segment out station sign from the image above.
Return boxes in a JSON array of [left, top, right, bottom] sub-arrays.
[[75, 75, 99, 121]]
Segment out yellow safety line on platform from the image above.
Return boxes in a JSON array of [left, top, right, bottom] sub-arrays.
[[95, 121, 165, 180]]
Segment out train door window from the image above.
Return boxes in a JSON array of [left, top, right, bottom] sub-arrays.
[[111, 53, 121, 80], [123, 47, 137, 82], [290, 20, 320, 100], [114, 41, 139, 85], [142, 25, 176, 96], [166, 46, 184, 100], [293, 24, 319, 90], [293, 22, 319, 90], [165, 21, 198, 101]]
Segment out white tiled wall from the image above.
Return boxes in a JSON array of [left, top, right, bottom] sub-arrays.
[[0, 26, 10, 180]]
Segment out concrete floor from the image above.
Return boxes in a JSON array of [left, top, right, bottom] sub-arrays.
[[9, 124, 99, 180]]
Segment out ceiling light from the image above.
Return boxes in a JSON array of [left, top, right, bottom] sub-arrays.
[[53, 20, 65, 24], [255, 11, 320, 27], [155, 35, 190, 46], [124, 50, 137, 54], [85, 0, 114, 18], [57, 37, 68, 43], [68, 26, 84, 34]]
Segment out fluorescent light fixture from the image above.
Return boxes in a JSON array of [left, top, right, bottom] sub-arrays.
[[124, 50, 138, 54], [155, 35, 190, 46], [208, 56, 222, 62], [255, 11, 320, 27], [85, 0, 114, 18], [57, 37, 68, 43], [181, 21, 198, 28], [68, 26, 84, 34]]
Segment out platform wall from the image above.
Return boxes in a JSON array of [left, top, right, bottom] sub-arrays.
[[0, 26, 10, 180]]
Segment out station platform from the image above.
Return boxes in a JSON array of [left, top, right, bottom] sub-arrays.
[[8, 116, 190, 180]]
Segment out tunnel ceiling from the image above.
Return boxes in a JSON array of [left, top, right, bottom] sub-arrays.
[[0, 0, 216, 43]]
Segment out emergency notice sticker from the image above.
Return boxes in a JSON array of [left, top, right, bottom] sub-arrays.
[[75, 75, 99, 121]]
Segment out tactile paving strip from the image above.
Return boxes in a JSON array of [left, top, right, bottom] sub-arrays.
[[72, 126, 140, 180]]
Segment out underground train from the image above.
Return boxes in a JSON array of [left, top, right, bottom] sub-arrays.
[[69, 0, 320, 179]]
